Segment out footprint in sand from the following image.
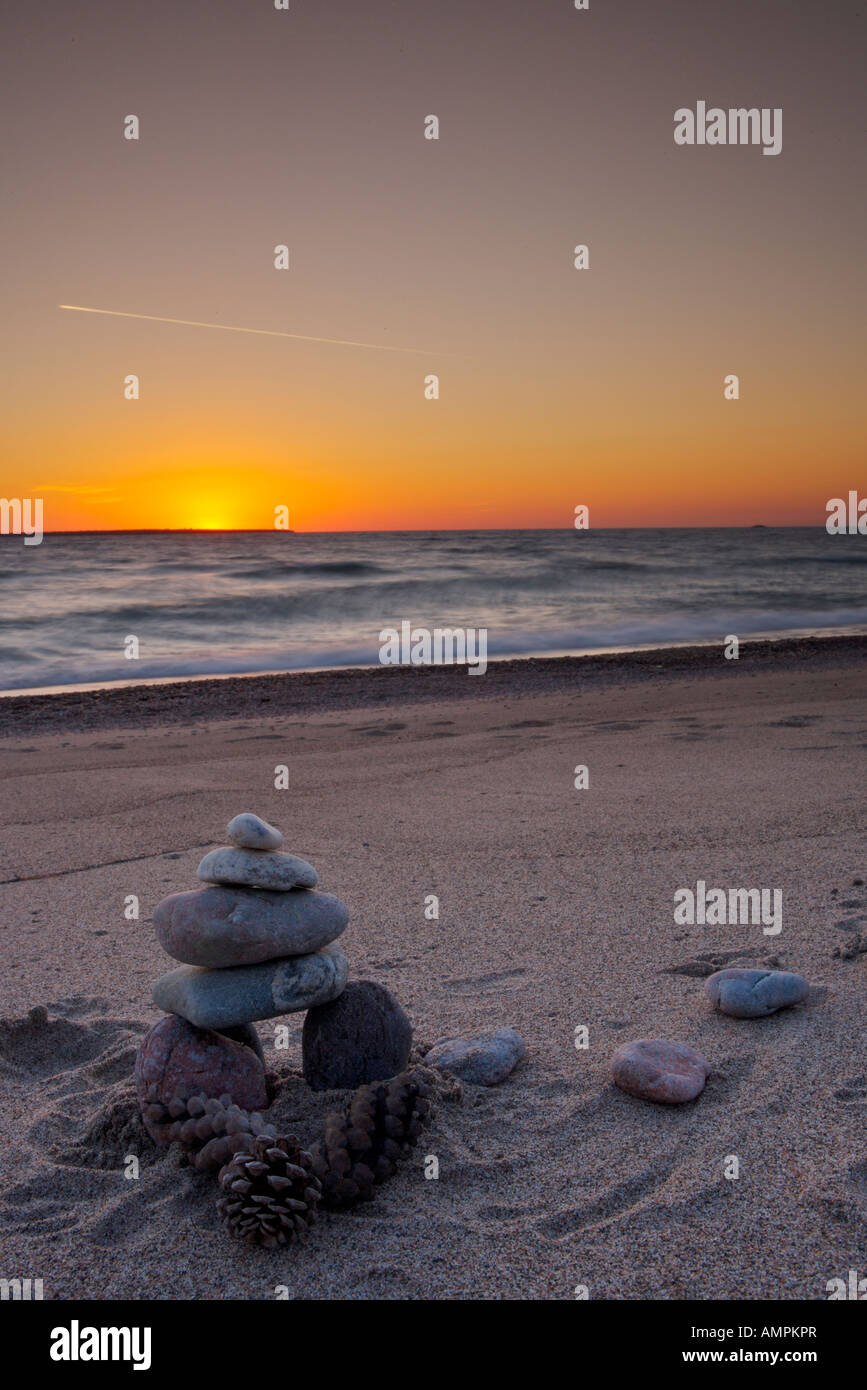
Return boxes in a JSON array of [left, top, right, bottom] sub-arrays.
[[0, 1004, 145, 1082], [833, 933, 867, 960], [226, 734, 284, 742], [830, 880, 867, 958], [833, 1077, 867, 1109], [766, 714, 823, 728], [441, 968, 527, 996], [701, 1054, 757, 1104], [591, 720, 647, 733], [661, 948, 763, 978], [846, 1157, 867, 1198], [0, 1002, 209, 1253], [809, 1154, 867, 1231], [535, 1078, 576, 1097]]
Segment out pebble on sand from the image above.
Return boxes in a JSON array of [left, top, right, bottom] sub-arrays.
[[197, 846, 318, 891], [611, 1039, 710, 1104], [134, 1014, 268, 1123], [226, 812, 284, 851], [705, 967, 810, 1018], [425, 1027, 526, 1086], [154, 884, 348, 967], [302, 980, 412, 1091], [152, 942, 349, 1030]]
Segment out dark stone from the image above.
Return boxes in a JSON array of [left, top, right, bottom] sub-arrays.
[[219, 1022, 264, 1064], [302, 981, 412, 1091]]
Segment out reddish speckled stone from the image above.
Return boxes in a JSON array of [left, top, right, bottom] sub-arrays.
[[611, 1039, 710, 1104], [135, 1014, 268, 1129]]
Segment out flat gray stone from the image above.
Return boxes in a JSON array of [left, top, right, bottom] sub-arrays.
[[227, 813, 284, 851], [425, 1027, 526, 1086], [705, 967, 810, 1018], [154, 884, 348, 966], [302, 981, 412, 1091], [197, 846, 317, 891], [152, 943, 349, 1029]]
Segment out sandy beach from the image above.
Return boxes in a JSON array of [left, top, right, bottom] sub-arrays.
[[1, 637, 865, 1301]]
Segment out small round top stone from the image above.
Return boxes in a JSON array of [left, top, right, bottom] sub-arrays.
[[226, 813, 284, 851]]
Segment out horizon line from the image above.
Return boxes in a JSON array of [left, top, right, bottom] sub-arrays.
[[5, 523, 825, 536]]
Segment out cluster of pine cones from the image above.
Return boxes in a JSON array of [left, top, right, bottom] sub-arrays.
[[145, 1070, 432, 1248], [141, 1084, 278, 1172]]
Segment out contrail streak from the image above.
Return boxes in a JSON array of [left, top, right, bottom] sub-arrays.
[[58, 304, 457, 356]]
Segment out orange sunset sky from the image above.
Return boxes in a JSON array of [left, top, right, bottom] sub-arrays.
[[2, 1, 864, 532]]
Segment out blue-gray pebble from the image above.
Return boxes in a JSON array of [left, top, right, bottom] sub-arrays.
[[705, 967, 809, 1018], [425, 1027, 526, 1085]]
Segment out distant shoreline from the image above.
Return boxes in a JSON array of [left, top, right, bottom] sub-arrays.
[[0, 632, 863, 738], [0, 524, 831, 536]]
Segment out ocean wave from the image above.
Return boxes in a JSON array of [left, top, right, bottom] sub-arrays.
[[2, 528, 865, 692], [2, 609, 865, 693], [745, 552, 867, 568], [478, 608, 867, 657], [226, 560, 389, 580]]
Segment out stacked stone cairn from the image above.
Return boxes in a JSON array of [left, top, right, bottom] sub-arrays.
[[150, 812, 350, 1036], [135, 813, 421, 1247]]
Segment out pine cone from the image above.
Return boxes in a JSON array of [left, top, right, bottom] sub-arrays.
[[140, 1084, 278, 1171], [309, 1069, 432, 1210], [216, 1135, 321, 1248]]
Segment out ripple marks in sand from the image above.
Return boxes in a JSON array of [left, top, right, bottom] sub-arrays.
[[535, 1162, 678, 1240]]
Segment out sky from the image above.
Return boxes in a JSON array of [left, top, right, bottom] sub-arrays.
[[1, 0, 865, 531]]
